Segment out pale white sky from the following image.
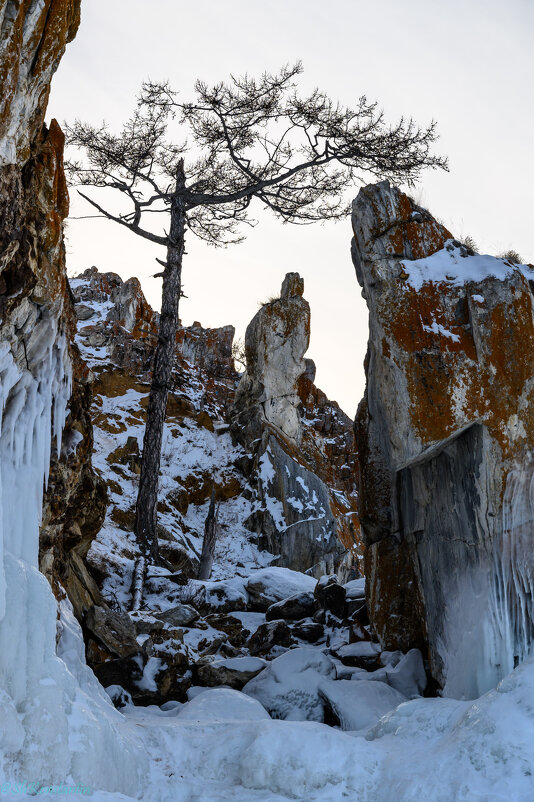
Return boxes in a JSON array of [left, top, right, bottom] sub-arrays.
[[49, 0, 533, 416]]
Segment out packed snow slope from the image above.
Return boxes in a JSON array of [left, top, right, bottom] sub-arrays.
[[353, 180, 534, 699]]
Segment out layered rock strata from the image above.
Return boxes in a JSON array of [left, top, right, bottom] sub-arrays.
[[352, 180, 534, 697]]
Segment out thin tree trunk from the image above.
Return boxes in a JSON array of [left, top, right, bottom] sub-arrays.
[[198, 489, 218, 581], [131, 160, 186, 607]]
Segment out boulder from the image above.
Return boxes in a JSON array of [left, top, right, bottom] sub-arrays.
[[195, 656, 267, 690], [243, 647, 336, 722], [84, 605, 139, 658], [331, 641, 381, 670], [75, 303, 94, 320], [266, 591, 316, 621], [318, 679, 406, 731], [315, 577, 346, 619], [247, 620, 293, 656], [200, 577, 249, 615], [384, 649, 427, 698], [177, 688, 270, 723], [153, 604, 199, 627], [204, 613, 247, 648], [290, 620, 324, 643], [246, 567, 316, 612], [104, 684, 133, 709]]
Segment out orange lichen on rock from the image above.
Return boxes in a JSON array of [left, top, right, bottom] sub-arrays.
[[0, 0, 80, 164]]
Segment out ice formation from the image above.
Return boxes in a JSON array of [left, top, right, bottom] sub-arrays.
[[0, 306, 146, 794], [491, 463, 534, 676]]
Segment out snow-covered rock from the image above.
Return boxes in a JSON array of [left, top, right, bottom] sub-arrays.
[[319, 679, 407, 731], [245, 567, 316, 611], [195, 656, 267, 689], [243, 647, 336, 721], [177, 687, 270, 722], [153, 603, 199, 627], [384, 649, 427, 698], [266, 590, 316, 621], [247, 619, 293, 656], [333, 641, 381, 669], [344, 577, 366, 600]]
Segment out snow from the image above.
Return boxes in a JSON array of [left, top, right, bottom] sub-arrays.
[[245, 567, 317, 606], [344, 577, 365, 599], [318, 678, 407, 731], [336, 641, 380, 659], [243, 647, 335, 721], [402, 240, 534, 292], [229, 610, 266, 632], [422, 318, 461, 342], [177, 688, 271, 722]]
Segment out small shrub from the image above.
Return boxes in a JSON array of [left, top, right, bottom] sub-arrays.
[[458, 234, 479, 254], [231, 337, 247, 370], [258, 294, 280, 308], [498, 249, 523, 264]]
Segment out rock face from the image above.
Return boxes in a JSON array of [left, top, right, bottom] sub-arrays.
[[0, 0, 80, 165], [0, 4, 148, 794], [231, 273, 361, 578], [352, 180, 534, 698], [0, 1, 106, 615], [233, 272, 310, 443]]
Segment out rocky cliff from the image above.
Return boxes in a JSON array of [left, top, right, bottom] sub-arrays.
[[0, 3, 148, 793], [0, 0, 107, 612], [352, 180, 534, 697], [63, 266, 363, 704]]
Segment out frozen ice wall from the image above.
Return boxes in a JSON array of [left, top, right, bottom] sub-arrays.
[[491, 464, 534, 675], [0, 303, 147, 793], [439, 462, 534, 699]]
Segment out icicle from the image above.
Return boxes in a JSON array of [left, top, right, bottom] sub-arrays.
[[488, 461, 534, 682]]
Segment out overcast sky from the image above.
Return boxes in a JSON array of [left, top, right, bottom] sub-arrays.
[[48, 0, 533, 416]]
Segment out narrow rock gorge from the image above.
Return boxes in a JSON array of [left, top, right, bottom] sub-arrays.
[[352, 180, 534, 697], [2, 5, 534, 798]]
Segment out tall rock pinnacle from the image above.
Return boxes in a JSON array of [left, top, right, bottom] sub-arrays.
[[353, 180, 534, 698]]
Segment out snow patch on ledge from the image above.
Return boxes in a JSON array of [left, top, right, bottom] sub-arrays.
[[402, 241, 534, 291]]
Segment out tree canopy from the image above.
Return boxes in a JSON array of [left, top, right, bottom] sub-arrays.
[[66, 62, 447, 250]]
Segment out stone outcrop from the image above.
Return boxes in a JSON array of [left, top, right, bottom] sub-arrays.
[[0, 0, 107, 617], [352, 180, 534, 697], [231, 273, 361, 578], [233, 272, 310, 443], [177, 320, 236, 383], [0, 0, 80, 165], [72, 266, 237, 403]]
